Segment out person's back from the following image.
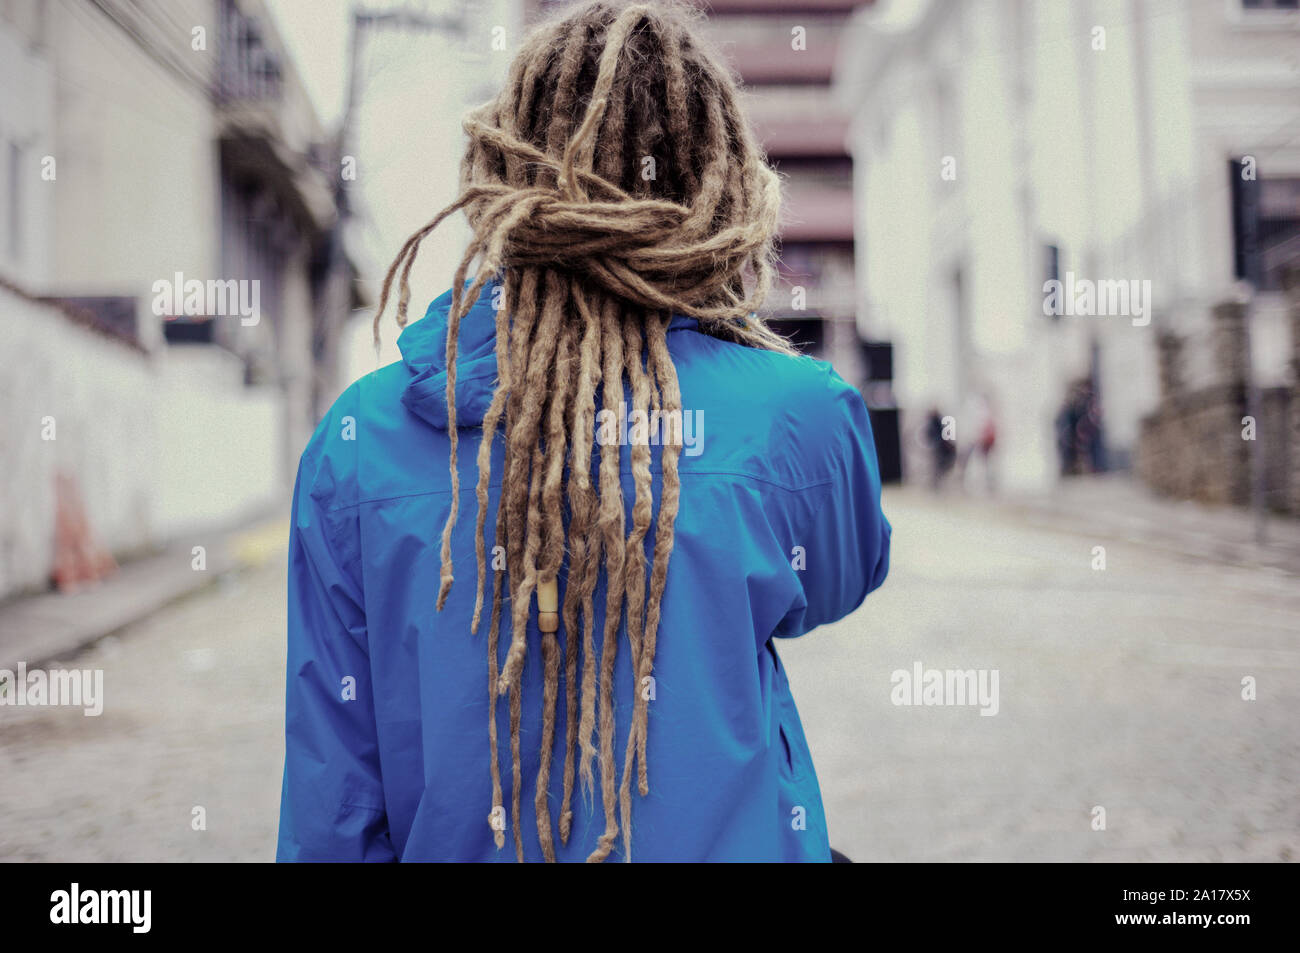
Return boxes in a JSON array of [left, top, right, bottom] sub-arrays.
[[277, 0, 891, 863]]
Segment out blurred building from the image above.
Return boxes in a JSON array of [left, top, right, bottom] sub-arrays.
[[693, 0, 902, 477], [527, 0, 902, 475], [334, 0, 521, 383], [0, 0, 358, 600], [691, 0, 865, 366], [837, 0, 1300, 494], [529, 0, 871, 367]]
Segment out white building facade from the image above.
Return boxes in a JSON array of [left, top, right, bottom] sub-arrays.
[[0, 0, 340, 599], [837, 0, 1300, 490]]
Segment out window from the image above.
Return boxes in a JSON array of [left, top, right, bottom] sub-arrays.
[[1230, 0, 1300, 27], [1258, 177, 1300, 291], [765, 317, 827, 356], [1231, 162, 1300, 291], [1044, 243, 1061, 285]]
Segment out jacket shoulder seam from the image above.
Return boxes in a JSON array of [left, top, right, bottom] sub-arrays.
[[322, 469, 834, 512]]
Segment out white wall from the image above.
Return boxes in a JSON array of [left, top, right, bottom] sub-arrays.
[[0, 6, 55, 287], [0, 291, 155, 597], [45, 0, 219, 321], [153, 345, 284, 539], [0, 288, 283, 600]]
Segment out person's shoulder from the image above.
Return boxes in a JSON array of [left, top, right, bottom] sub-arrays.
[[772, 354, 866, 461], [721, 341, 860, 438], [684, 331, 844, 405], [297, 361, 410, 510], [675, 334, 864, 488]]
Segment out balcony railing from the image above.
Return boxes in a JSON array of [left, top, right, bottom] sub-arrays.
[[216, 0, 283, 104]]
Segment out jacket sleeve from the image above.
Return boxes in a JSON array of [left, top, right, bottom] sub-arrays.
[[276, 450, 396, 862], [779, 366, 891, 635]]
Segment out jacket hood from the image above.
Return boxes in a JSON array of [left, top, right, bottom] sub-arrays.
[[399, 281, 501, 430], [399, 280, 703, 431]]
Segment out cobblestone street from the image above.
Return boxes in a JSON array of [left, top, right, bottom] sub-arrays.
[[0, 564, 285, 862], [1, 488, 1296, 862], [783, 490, 1300, 862]]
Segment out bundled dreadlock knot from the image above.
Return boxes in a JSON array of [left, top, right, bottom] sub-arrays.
[[371, 0, 796, 864], [456, 109, 782, 326]]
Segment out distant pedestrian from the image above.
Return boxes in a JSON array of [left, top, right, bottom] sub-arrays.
[[1055, 379, 1104, 476], [925, 407, 956, 490], [958, 392, 997, 493]]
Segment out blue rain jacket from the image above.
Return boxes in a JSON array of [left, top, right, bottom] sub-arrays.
[[278, 280, 891, 862]]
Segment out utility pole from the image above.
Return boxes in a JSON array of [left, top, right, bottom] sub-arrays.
[[1235, 162, 1267, 547], [316, 4, 468, 418]]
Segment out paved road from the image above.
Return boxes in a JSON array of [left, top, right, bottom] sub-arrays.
[[1, 489, 1296, 861], [782, 490, 1300, 862], [0, 567, 284, 862]]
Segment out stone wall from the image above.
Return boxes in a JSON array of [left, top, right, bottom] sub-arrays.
[[1136, 383, 1252, 506], [1137, 285, 1299, 514]]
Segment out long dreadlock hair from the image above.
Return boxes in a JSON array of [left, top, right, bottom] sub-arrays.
[[371, 0, 796, 862]]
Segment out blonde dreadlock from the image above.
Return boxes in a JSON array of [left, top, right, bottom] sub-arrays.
[[371, 0, 796, 863]]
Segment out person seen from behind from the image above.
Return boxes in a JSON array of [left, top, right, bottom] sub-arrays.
[[278, 0, 891, 863]]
